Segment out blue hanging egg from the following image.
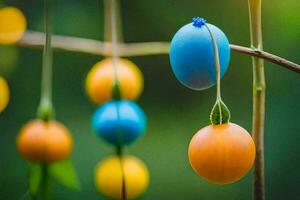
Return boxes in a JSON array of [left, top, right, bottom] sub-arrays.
[[92, 100, 146, 145], [170, 17, 230, 90]]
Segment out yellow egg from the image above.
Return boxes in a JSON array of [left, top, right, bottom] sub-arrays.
[[0, 76, 9, 112], [0, 7, 27, 44], [85, 58, 143, 105], [95, 155, 149, 200]]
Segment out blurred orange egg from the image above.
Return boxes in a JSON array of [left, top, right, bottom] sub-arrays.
[[85, 58, 143, 105], [17, 120, 73, 163]]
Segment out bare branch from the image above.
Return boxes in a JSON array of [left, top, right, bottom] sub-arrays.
[[230, 44, 300, 73], [16, 30, 300, 73]]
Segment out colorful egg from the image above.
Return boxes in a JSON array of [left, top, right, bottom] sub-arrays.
[[188, 123, 256, 184], [85, 58, 143, 105], [16, 120, 73, 163], [0, 76, 9, 112], [170, 17, 230, 90], [95, 155, 149, 200], [0, 7, 26, 44], [92, 100, 146, 145]]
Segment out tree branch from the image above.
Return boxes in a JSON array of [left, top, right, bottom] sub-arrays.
[[230, 44, 300, 73], [16, 30, 300, 73], [248, 0, 265, 199]]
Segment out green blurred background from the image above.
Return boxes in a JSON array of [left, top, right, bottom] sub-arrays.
[[0, 0, 299, 199]]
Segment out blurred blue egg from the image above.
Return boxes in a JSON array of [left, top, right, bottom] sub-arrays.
[[92, 100, 146, 145], [170, 17, 231, 90]]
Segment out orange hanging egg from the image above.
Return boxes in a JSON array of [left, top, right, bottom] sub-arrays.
[[0, 7, 26, 44], [16, 120, 73, 163], [188, 122, 256, 184], [85, 58, 143, 105]]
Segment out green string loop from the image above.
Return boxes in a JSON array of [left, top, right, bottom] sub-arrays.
[[204, 24, 231, 125]]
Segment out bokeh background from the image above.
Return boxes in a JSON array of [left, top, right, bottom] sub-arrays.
[[0, 0, 300, 199]]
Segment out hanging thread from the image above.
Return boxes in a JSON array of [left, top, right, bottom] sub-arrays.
[[205, 23, 231, 125], [38, 0, 54, 121], [109, 0, 126, 199]]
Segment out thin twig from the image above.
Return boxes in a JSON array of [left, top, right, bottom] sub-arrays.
[[230, 44, 300, 73], [16, 30, 300, 73]]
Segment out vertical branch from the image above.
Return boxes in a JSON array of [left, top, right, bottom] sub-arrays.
[[38, 0, 54, 121], [103, 0, 123, 43], [103, 0, 123, 93], [248, 0, 266, 200], [116, 145, 127, 200], [38, 0, 53, 198], [104, 0, 126, 199], [41, 164, 50, 200], [109, 0, 119, 83]]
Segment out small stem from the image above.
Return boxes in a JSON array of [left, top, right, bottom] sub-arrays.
[[103, 0, 123, 42], [205, 24, 222, 101], [104, 0, 123, 96], [37, 0, 54, 121], [248, 0, 266, 200], [204, 23, 231, 125], [206, 24, 222, 123], [41, 164, 50, 200], [109, 0, 119, 85], [116, 145, 126, 200]]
